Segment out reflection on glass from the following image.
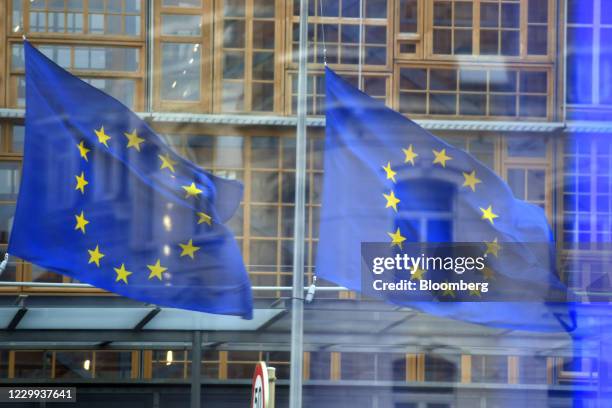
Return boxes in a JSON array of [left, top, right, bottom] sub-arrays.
[[161, 14, 202, 36], [55, 351, 93, 379], [161, 43, 201, 101]]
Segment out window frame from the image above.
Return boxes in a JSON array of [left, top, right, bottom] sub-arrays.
[[213, 0, 285, 113], [153, 0, 213, 112], [6, 39, 145, 111], [9, 0, 145, 40], [424, 0, 555, 62], [394, 63, 553, 120], [286, 0, 393, 72]]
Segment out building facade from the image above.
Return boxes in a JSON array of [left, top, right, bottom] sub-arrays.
[[0, 0, 610, 407]]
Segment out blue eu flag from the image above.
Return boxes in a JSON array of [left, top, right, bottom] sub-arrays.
[[317, 67, 575, 331], [9, 41, 253, 319]]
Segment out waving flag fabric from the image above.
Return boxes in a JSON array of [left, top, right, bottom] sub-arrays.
[[9, 41, 253, 318], [316, 67, 575, 332]]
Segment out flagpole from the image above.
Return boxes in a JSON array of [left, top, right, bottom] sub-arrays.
[[289, 0, 309, 406]]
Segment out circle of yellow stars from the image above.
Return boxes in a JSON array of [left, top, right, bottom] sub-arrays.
[[381, 144, 500, 285], [71, 126, 214, 285]]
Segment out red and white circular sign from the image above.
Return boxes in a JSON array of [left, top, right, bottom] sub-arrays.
[[251, 361, 269, 408]]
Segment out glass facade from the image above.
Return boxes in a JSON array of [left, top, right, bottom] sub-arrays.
[[0, 0, 610, 407]]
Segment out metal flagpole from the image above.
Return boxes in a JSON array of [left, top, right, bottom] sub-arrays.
[[289, 0, 309, 405]]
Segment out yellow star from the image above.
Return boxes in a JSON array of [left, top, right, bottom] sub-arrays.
[[197, 211, 212, 225], [114, 263, 133, 284], [402, 145, 418, 165], [124, 129, 145, 151], [74, 211, 89, 234], [94, 126, 111, 147], [147, 259, 167, 281], [462, 170, 482, 192], [159, 153, 177, 173], [383, 190, 400, 212], [76, 141, 90, 161], [87, 245, 105, 267], [469, 289, 482, 297], [410, 266, 426, 281], [179, 239, 200, 259], [182, 182, 203, 199], [432, 148, 452, 167], [480, 205, 499, 225], [485, 238, 501, 257], [441, 282, 455, 297], [482, 266, 495, 280], [387, 227, 406, 248], [75, 172, 89, 194], [382, 162, 397, 183]]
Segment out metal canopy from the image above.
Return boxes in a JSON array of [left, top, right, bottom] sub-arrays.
[[1, 306, 283, 331]]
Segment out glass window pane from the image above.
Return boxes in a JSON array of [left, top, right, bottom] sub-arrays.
[[224, 0, 245, 17], [95, 351, 133, 379], [124, 15, 141, 35], [14, 352, 51, 378], [399, 0, 418, 32], [501, 3, 520, 28], [567, 27, 593, 105], [163, 0, 201, 6], [74, 47, 139, 71], [161, 14, 202, 36], [161, 43, 201, 101], [528, 26, 548, 55], [528, 0, 548, 23], [222, 81, 245, 111], [55, 351, 93, 379], [253, 21, 275, 49], [224, 20, 246, 48], [107, 14, 122, 34], [0, 162, 20, 200], [252, 82, 274, 111], [365, 0, 387, 18], [455, 2, 472, 27], [223, 51, 245, 80], [253, 0, 275, 17], [433, 29, 452, 54], [430, 69, 456, 91]]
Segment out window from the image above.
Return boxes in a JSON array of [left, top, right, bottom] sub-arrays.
[[227, 350, 262, 378], [215, 0, 277, 112], [429, 0, 551, 58], [155, 0, 209, 110], [566, 0, 612, 117], [398, 66, 549, 119], [11, 0, 142, 36], [95, 351, 134, 379], [309, 351, 331, 380], [341, 352, 376, 380], [9, 42, 143, 110], [55, 351, 94, 379], [424, 354, 460, 382], [288, 72, 389, 115], [202, 350, 220, 379], [518, 355, 548, 384], [480, 0, 520, 56], [563, 135, 612, 249], [290, 0, 390, 67], [151, 349, 190, 379], [472, 355, 508, 383], [432, 0, 473, 55], [13, 351, 52, 378]]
